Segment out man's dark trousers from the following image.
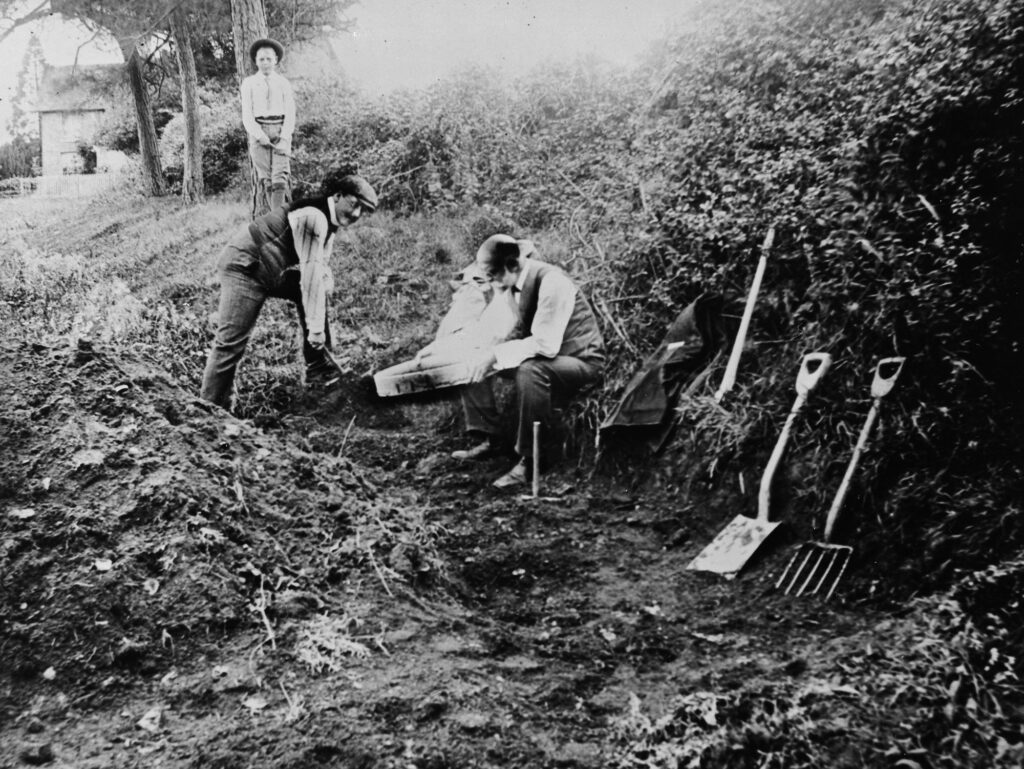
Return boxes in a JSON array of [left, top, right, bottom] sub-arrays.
[[461, 355, 602, 460], [200, 230, 332, 409]]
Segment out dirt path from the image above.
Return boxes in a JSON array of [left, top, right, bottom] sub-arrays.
[[0, 338, 900, 768]]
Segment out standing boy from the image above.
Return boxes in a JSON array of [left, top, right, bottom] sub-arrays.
[[240, 37, 295, 216]]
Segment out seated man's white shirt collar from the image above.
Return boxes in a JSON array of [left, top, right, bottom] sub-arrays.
[[514, 259, 533, 295]]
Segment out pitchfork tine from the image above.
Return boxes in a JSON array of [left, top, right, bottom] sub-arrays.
[[776, 545, 805, 591], [778, 548, 811, 593], [784, 547, 815, 595], [823, 550, 852, 601], [796, 550, 827, 596], [809, 551, 839, 595]]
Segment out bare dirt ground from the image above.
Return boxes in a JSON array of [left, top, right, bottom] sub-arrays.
[[0, 333, 920, 769]]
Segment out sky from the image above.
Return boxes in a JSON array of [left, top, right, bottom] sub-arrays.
[[332, 0, 688, 93], [0, 0, 692, 142]]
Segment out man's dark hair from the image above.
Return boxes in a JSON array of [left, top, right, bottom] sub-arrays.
[[490, 241, 521, 272]]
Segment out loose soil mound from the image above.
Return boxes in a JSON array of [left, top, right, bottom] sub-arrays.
[[0, 340, 448, 766]]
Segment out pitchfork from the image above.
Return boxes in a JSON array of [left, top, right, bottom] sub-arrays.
[[775, 357, 905, 599]]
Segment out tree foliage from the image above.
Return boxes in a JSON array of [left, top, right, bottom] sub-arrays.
[[9, 32, 44, 141], [0, 136, 39, 179]]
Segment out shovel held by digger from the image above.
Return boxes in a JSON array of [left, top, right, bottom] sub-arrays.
[[775, 357, 905, 599], [688, 352, 832, 578], [714, 227, 775, 403]]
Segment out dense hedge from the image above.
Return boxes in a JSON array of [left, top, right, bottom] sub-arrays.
[[159, 85, 248, 194], [616, 0, 1024, 590]]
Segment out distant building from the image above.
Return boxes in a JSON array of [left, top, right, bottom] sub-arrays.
[[35, 63, 126, 176]]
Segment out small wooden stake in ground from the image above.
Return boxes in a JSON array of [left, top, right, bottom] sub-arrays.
[[531, 421, 541, 499]]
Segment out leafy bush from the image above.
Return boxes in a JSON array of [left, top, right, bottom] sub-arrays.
[[591, 0, 1024, 595], [159, 85, 248, 194], [94, 102, 175, 155], [0, 135, 39, 179]]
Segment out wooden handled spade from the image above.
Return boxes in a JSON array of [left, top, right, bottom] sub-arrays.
[[775, 356, 906, 599], [688, 352, 833, 578]]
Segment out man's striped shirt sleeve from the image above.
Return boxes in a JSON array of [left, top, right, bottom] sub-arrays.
[[287, 206, 335, 338]]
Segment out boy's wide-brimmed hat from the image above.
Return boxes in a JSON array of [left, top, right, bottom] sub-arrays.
[[249, 38, 284, 65]]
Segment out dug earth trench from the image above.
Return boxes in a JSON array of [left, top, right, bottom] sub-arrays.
[[1, 340, 922, 768]]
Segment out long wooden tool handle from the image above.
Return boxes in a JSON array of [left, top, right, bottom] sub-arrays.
[[757, 392, 806, 523], [822, 356, 904, 541], [822, 402, 879, 542], [757, 351, 831, 523], [714, 228, 774, 402]]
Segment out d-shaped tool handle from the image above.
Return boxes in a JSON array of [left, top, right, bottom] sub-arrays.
[[871, 357, 906, 399], [795, 352, 832, 398]]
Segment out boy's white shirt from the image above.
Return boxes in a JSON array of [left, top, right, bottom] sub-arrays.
[[240, 70, 296, 142]]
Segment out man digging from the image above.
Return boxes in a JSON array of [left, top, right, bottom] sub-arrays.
[[200, 175, 378, 411]]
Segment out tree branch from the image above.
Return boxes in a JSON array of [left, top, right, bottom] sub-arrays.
[[0, 0, 50, 46], [72, 29, 102, 71], [108, 0, 184, 55]]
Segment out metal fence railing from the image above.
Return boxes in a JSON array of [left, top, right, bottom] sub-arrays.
[[0, 173, 119, 199]]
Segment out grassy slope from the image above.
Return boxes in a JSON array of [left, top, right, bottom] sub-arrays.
[[0, 193, 491, 413]]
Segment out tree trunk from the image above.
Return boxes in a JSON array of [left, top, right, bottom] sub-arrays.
[[230, 0, 269, 83], [121, 41, 167, 196], [230, 0, 269, 218], [170, 6, 203, 204]]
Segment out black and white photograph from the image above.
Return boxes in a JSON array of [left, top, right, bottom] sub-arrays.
[[1, 0, 1022, 766]]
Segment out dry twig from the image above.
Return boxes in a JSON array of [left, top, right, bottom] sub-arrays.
[[253, 575, 277, 651]]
